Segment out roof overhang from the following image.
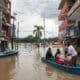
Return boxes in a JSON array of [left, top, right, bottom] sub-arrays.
[[58, 0, 66, 9], [68, 0, 80, 20], [68, 6, 80, 20]]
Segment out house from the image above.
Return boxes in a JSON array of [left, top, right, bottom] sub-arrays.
[[58, 0, 80, 53], [0, 0, 11, 52]]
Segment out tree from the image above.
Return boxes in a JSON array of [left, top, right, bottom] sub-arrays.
[[33, 25, 44, 46], [25, 35, 35, 43], [17, 35, 35, 43]]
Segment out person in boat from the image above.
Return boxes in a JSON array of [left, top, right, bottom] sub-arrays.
[[54, 49, 60, 58], [64, 50, 72, 66], [55, 49, 65, 65], [46, 47, 53, 60], [67, 42, 78, 66]]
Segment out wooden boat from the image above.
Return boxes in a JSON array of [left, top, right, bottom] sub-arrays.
[[0, 50, 18, 57], [41, 57, 80, 75]]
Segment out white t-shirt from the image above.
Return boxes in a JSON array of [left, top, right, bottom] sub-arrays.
[[68, 45, 77, 56]]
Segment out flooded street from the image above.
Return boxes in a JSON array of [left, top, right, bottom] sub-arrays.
[[0, 44, 80, 80]]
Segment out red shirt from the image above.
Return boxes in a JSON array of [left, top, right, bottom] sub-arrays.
[[55, 55, 64, 65]]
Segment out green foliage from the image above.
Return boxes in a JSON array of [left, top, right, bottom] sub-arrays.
[[17, 25, 58, 43], [17, 35, 36, 43], [41, 37, 58, 42], [17, 35, 58, 43]]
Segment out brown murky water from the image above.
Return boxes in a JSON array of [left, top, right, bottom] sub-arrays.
[[0, 43, 80, 80]]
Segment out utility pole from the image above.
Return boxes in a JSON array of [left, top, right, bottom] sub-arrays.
[[0, 11, 2, 37], [11, 13, 17, 50], [43, 9, 46, 51], [17, 22, 19, 50], [11, 18, 15, 50], [16, 20, 23, 51]]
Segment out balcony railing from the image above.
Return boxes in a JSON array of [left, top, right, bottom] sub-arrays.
[[0, 3, 10, 15], [58, 0, 65, 9], [68, 0, 80, 16]]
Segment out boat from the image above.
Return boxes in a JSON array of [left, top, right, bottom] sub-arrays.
[[0, 50, 18, 57], [41, 57, 80, 75]]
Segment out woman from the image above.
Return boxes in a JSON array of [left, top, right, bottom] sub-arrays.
[[55, 49, 65, 65], [46, 48, 53, 60]]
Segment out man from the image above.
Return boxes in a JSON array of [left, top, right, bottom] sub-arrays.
[[67, 43, 78, 66]]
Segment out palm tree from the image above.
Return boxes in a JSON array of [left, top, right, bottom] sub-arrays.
[[33, 25, 44, 47]]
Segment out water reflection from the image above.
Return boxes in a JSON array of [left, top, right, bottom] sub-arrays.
[[46, 65, 53, 77], [44, 64, 80, 80], [0, 44, 80, 80], [0, 55, 17, 80]]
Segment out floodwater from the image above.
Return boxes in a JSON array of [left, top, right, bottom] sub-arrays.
[[0, 43, 80, 80]]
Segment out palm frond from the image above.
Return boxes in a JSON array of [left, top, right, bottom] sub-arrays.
[[34, 25, 38, 28]]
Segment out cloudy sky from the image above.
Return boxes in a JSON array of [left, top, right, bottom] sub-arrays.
[[11, 0, 61, 38]]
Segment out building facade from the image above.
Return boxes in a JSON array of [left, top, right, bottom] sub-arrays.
[[58, 0, 80, 53], [0, 0, 11, 51], [58, 0, 69, 44]]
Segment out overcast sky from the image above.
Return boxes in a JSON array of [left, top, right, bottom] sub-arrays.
[[11, 0, 61, 38]]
